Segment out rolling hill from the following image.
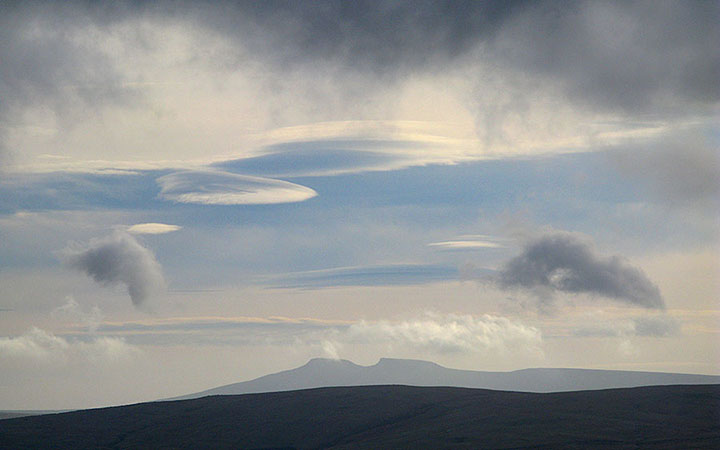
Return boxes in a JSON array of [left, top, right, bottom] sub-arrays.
[[1, 384, 718, 449]]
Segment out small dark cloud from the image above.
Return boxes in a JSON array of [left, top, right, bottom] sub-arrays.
[[62, 232, 165, 307], [497, 232, 664, 309]]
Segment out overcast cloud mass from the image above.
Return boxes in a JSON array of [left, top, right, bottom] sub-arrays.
[[0, 1, 717, 409]]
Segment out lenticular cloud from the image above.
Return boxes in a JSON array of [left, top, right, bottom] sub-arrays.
[[156, 170, 317, 205]]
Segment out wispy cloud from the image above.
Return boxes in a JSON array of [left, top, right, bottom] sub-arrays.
[[345, 313, 543, 357], [53, 296, 103, 333], [0, 327, 138, 365], [62, 232, 165, 308], [265, 264, 462, 289], [429, 234, 506, 250], [157, 170, 318, 205], [573, 315, 680, 338], [127, 223, 182, 235]]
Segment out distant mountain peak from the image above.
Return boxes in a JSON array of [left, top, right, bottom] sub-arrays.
[[304, 358, 358, 367], [374, 357, 443, 368], [168, 357, 720, 401]]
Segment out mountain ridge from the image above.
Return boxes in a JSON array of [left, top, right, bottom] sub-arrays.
[[169, 357, 720, 401]]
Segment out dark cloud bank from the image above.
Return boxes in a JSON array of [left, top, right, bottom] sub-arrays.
[[1, 0, 716, 144], [498, 232, 664, 309], [63, 232, 165, 307]]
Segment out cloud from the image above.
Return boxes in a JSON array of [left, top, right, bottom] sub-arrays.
[[53, 296, 103, 333], [83, 313, 543, 360], [156, 170, 318, 205], [346, 313, 543, 357], [633, 315, 681, 337], [187, 1, 717, 118], [494, 1, 719, 116], [573, 315, 680, 338], [0, 2, 136, 164], [429, 235, 506, 250], [60, 316, 350, 347], [62, 232, 165, 307], [127, 223, 182, 235], [214, 123, 481, 177], [265, 264, 463, 289], [0, 327, 138, 365], [497, 232, 664, 309], [608, 130, 720, 208]]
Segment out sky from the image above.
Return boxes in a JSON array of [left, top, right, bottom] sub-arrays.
[[0, 0, 718, 410]]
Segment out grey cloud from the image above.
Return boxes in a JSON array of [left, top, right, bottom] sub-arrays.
[[608, 131, 720, 208], [0, 1, 137, 163], [185, 0, 717, 117], [495, 1, 719, 116], [265, 264, 466, 289], [633, 315, 680, 337], [185, 0, 527, 73], [63, 232, 165, 307], [573, 315, 680, 338], [497, 232, 664, 309]]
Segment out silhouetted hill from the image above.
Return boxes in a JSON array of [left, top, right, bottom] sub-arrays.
[[171, 357, 720, 400], [1, 384, 718, 449]]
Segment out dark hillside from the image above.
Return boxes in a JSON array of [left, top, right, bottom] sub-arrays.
[[1, 384, 718, 449]]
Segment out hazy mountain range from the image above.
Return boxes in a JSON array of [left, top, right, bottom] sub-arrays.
[[171, 357, 720, 400]]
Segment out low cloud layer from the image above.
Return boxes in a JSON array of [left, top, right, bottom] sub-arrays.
[[0, 327, 138, 365], [346, 313, 543, 357], [498, 232, 664, 309], [609, 131, 720, 208], [63, 232, 165, 307], [267, 264, 463, 289], [157, 171, 318, 205], [573, 315, 680, 338]]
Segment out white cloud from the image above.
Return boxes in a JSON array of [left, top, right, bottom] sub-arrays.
[[127, 223, 182, 235], [0, 327, 139, 366], [53, 296, 103, 333], [156, 170, 318, 205], [345, 313, 543, 357], [429, 240, 503, 249]]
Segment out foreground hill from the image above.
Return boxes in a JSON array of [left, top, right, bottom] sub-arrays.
[[172, 357, 720, 400], [1, 384, 718, 449]]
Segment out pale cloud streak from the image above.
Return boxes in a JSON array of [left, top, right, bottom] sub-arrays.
[[127, 223, 182, 235], [157, 171, 318, 205], [572, 315, 681, 338]]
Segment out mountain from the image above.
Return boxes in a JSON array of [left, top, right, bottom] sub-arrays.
[[2, 384, 719, 449], [170, 357, 720, 400]]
